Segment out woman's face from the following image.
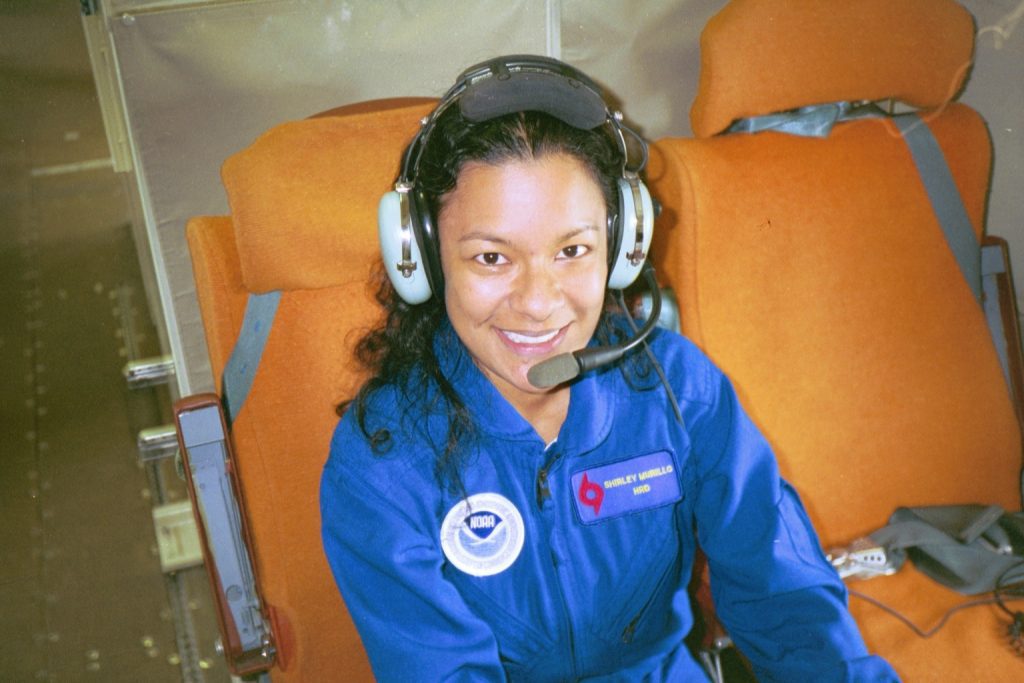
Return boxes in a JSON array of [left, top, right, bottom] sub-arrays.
[[439, 153, 609, 411]]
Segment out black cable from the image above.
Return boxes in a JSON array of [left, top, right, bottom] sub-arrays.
[[993, 560, 1024, 655], [615, 289, 685, 427], [849, 560, 1024, 646], [993, 560, 1024, 618], [848, 589, 998, 639]]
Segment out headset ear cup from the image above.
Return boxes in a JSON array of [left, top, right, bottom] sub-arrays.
[[607, 177, 655, 289], [412, 188, 444, 296], [378, 190, 433, 304]]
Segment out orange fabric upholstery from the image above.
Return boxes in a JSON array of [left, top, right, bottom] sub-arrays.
[[690, 0, 975, 137], [650, 105, 1017, 544], [186, 99, 436, 681], [223, 99, 435, 294], [648, 0, 1023, 679]]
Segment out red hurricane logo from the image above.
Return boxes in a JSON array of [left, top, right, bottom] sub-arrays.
[[577, 473, 605, 516]]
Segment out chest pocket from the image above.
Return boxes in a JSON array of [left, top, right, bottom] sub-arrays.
[[587, 510, 683, 650]]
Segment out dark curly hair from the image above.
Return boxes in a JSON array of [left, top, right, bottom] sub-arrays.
[[339, 105, 635, 492]]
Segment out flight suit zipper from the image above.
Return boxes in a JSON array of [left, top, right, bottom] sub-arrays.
[[535, 447, 579, 679], [621, 545, 678, 644], [536, 441, 563, 508], [536, 467, 550, 507]]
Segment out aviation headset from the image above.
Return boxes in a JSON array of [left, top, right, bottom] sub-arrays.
[[378, 54, 655, 305]]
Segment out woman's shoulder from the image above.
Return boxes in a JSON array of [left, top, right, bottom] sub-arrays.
[[326, 381, 443, 489], [640, 326, 723, 406], [647, 325, 710, 361]]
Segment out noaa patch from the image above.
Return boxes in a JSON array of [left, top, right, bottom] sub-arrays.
[[440, 493, 525, 577]]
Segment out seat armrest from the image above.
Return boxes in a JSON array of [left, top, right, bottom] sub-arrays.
[[174, 393, 276, 676]]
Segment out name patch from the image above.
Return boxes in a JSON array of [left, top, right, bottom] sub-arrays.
[[571, 451, 681, 523], [440, 493, 525, 577]]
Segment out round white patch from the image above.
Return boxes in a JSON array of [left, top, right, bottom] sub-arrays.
[[440, 492, 525, 577]]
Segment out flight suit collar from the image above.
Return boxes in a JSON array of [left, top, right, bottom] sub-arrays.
[[435, 322, 614, 453]]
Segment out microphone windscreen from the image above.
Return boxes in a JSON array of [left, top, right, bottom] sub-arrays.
[[527, 353, 581, 388]]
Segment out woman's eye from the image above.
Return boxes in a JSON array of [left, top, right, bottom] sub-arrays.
[[559, 244, 591, 259], [475, 252, 507, 266]]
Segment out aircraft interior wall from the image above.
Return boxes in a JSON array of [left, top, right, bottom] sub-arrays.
[[80, 0, 1024, 399]]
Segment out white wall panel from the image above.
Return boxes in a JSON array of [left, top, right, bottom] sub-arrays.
[[961, 0, 1024, 282], [94, 0, 1024, 397], [561, 0, 726, 138], [101, 0, 552, 394]]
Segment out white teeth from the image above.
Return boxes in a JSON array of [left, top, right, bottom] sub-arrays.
[[504, 329, 558, 345]]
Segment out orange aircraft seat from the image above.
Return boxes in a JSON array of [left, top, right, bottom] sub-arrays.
[[180, 99, 435, 681], [647, 0, 1024, 679]]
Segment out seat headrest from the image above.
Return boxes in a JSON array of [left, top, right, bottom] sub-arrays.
[[690, 0, 975, 138], [221, 99, 436, 293]]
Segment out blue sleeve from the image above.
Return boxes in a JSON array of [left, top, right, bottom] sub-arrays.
[[319, 420, 507, 683], [690, 367, 900, 682]]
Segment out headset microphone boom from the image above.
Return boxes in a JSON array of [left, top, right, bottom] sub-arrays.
[[527, 261, 662, 389]]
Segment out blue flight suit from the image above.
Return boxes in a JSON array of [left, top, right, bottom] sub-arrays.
[[320, 323, 899, 681]]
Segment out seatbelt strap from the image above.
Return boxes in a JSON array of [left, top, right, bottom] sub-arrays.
[[866, 504, 1024, 595], [893, 115, 1016, 396], [221, 290, 282, 425], [982, 245, 1012, 388], [891, 114, 982, 303], [725, 101, 881, 137]]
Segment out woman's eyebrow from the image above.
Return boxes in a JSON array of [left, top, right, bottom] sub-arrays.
[[559, 225, 601, 241], [458, 225, 601, 244], [457, 231, 510, 244]]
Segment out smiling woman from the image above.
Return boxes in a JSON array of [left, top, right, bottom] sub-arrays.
[[343, 71, 638, 488], [319, 54, 899, 682]]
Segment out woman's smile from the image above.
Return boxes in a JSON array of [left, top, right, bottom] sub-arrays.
[[496, 324, 568, 354]]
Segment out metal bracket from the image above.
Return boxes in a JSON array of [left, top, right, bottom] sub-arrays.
[[123, 354, 176, 388], [698, 635, 735, 683], [137, 424, 178, 462], [827, 538, 900, 580], [152, 500, 204, 572]]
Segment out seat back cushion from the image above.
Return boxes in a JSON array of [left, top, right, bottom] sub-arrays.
[[187, 99, 436, 681], [649, 105, 1020, 546], [690, 0, 974, 137]]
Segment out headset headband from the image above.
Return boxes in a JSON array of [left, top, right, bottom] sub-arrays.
[[398, 55, 647, 188], [458, 55, 609, 128]]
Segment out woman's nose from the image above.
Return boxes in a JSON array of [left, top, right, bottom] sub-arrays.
[[510, 262, 564, 321]]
